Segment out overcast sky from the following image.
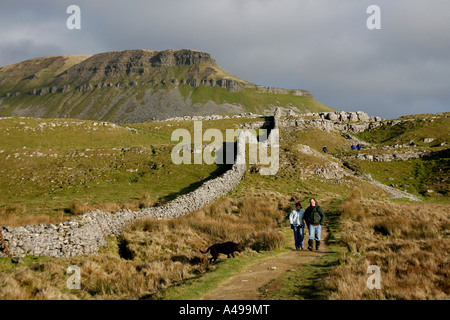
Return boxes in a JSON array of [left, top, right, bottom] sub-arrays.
[[1, 0, 449, 119]]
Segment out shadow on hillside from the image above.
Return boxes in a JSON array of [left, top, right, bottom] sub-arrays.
[[153, 116, 276, 206], [153, 141, 235, 206], [154, 163, 232, 206], [258, 116, 275, 142]]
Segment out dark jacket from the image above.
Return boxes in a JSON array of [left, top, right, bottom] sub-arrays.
[[304, 205, 325, 225]]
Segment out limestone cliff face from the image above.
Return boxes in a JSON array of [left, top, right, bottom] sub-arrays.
[[151, 49, 216, 67], [52, 49, 218, 87]]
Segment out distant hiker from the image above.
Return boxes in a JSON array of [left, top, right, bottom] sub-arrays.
[[322, 145, 327, 153], [357, 143, 362, 151], [351, 144, 356, 151], [304, 198, 325, 251], [289, 202, 306, 250]]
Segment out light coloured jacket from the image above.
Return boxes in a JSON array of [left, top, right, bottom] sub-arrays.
[[289, 208, 305, 226]]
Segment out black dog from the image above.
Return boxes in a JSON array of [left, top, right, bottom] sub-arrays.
[[200, 241, 242, 262]]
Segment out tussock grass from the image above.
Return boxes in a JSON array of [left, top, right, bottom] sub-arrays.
[[325, 197, 450, 299], [127, 196, 286, 257], [138, 192, 155, 209], [68, 200, 91, 215], [0, 205, 68, 227], [0, 195, 287, 300], [0, 200, 136, 227]]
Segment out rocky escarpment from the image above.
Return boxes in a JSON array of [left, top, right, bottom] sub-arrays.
[[52, 50, 218, 87], [162, 112, 263, 122], [25, 80, 313, 96]]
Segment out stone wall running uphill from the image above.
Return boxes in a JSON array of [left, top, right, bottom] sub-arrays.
[[0, 110, 280, 258]]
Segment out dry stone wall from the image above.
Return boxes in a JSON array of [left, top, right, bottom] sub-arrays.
[[0, 110, 280, 258]]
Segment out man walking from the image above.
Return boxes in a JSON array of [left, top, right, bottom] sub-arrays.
[[304, 198, 325, 251], [289, 201, 306, 250]]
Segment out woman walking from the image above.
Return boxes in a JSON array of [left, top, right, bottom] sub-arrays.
[[289, 201, 306, 250]]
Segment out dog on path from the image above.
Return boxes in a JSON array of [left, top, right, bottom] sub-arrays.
[[200, 241, 242, 262]]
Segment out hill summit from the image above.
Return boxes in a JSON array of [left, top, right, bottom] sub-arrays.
[[0, 49, 333, 123]]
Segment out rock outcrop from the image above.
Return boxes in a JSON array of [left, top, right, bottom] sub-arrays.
[[296, 144, 349, 180], [280, 111, 384, 133]]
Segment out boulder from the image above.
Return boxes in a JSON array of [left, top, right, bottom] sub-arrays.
[[356, 111, 370, 122], [348, 112, 359, 122], [325, 112, 339, 121]]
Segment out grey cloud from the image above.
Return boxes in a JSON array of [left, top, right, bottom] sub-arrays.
[[0, 39, 63, 64], [0, 0, 448, 119]]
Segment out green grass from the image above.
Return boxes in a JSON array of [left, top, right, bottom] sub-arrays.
[[340, 151, 449, 201], [178, 85, 334, 114], [356, 113, 450, 146], [261, 249, 340, 300], [1, 117, 262, 222], [0, 255, 56, 273], [283, 127, 351, 154], [0, 55, 90, 96], [0, 115, 282, 222]]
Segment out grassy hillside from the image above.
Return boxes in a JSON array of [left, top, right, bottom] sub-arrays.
[[0, 116, 263, 226], [0, 83, 332, 123], [343, 113, 450, 200], [356, 113, 450, 146], [348, 155, 449, 200], [178, 85, 333, 114], [0, 55, 91, 95], [0, 112, 448, 300]]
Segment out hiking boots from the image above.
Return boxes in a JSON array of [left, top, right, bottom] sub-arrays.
[[307, 239, 313, 251], [307, 240, 322, 251]]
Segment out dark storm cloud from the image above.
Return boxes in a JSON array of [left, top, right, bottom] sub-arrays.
[[0, 0, 448, 118]]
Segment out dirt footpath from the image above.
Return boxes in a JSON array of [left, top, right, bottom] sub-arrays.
[[200, 228, 329, 300]]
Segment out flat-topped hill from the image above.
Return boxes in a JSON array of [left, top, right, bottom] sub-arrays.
[[0, 49, 333, 123]]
